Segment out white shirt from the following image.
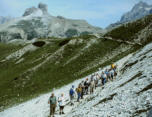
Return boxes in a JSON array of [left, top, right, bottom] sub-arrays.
[[110, 70, 115, 76], [58, 96, 66, 106]]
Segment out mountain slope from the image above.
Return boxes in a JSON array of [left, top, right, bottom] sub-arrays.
[[105, 14, 152, 45], [0, 41, 151, 117], [0, 3, 103, 43], [107, 1, 152, 30], [0, 11, 151, 114], [0, 34, 137, 111], [67, 42, 152, 117]]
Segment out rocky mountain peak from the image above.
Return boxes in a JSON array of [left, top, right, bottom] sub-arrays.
[[23, 3, 48, 17], [132, 1, 150, 11], [23, 7, 39, 16], [107, 1, 152, 30], [38, 3, 48, 14], [135, 1, 148, 7], [120, 1, 152, 23]]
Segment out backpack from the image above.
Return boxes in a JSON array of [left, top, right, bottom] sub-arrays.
[[84, 81, 87, 86], [70, 88, 74, 96]]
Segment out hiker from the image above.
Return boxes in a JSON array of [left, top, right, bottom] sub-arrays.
[[110, 69, 115, 80], [111, 63, 117, 75], [76, 85, 82, 102], [90, 79, 95, 94], [101, 71, 107, 85], [84, 78, 90, 95], [58, 93, 66, 115], [96, 73, 102, 87], [111, 63, 116, 70], [94, 74, 99, 89], [69, 85, 75, 106], [105, 69, 110, 81], [80, 81, 85, 99], [48, 93, 57, 117]]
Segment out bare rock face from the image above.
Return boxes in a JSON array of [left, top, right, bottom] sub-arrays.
[[107, 1, 152, 30], [23, 7, 39, 16], [120, 1, 152, 23], [23, 3, 48, 17], [0, 2, 103, 43], [38, 3, 48, 14]]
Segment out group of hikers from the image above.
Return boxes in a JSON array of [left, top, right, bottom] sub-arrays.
[[48, 64, 117, 117]]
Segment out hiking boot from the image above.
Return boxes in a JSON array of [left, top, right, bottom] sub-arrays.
[[62, 112, 65, 114], [59, 112, 61, 115]]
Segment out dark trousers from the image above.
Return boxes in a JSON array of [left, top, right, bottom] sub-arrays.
[[85, 87, 88, 94], [50, 104, 56, 116], [59, 106, 64, 113], [102, 78, 106, 85]]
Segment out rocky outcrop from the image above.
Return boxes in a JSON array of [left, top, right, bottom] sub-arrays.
[[38, 3, 48, 14], [23, 3, 49, 17], [23, 7, 39, 16]]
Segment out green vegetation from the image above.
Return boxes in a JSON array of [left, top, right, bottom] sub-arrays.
[[0, 43, 22, 60], [0, 14, 151, 111], [105, 15, 152, 41], [80, 31, 91, 36], [0, 35, 140, 111], [65, 29, 78, 37]]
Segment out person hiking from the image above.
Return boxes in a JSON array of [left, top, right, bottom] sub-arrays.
[[84, 78, 90, 95], [96, 73, 102, 87], [110, 69, 115, 80], [58, 93, 66, 115], [69, 85, 75, 106], [101, 71, 107, 85], [111, 63, 116, 70], [80, 81, 85, 99], [94, 74, 99, 89], [48, 93, 57, 117], [105, 69, 110, 81], [76, 85, 82, 102], [111, 63, 117, 75], [90, 79, 95, 94]]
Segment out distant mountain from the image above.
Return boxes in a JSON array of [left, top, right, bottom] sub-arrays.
[[0, 3, 103, 43], [107, 1, 152, 30], [0, 16, 13, 24]]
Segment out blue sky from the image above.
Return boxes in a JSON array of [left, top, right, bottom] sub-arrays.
[[0, 0, 152, 28]]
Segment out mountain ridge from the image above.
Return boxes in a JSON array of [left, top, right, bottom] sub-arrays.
[[107, 1, 152, 30], [0, 3, 103, 43]]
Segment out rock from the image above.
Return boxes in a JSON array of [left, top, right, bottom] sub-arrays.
[[120, 1, 152, 23], [23, 7, 39, 16], [0, 2, 103, 43], [38, 3, 48, 14], [107, 1, 152, 30], [147, 107, 152, 117]]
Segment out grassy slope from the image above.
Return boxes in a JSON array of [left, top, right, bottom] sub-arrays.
[[105, 14, 152, 42], [0, 43, 22, 61], [0, 35, 140, 111], [1, 13, 151, 110]]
